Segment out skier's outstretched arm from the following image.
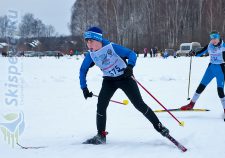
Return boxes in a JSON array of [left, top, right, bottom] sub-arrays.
[[79, 52, 95, 89]]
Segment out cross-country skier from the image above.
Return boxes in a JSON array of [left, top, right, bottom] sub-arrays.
[[180, 31, 225, 121], [79, 27, 169, 144]]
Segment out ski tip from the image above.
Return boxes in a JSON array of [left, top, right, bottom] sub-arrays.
[[82, 141, 88, 144], [191, 109, 210, 112], [166, 134, 188, 152], [17, 143, 46, 149], [182, 148, 188, 152]]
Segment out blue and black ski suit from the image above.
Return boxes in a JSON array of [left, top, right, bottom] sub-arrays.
[[79, 39, 161, 134], [194, 39, 225, 98]]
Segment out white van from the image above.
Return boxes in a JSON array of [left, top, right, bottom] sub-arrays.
[[177, 42, 201, 56]]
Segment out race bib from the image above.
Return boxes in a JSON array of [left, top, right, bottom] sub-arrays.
[[208, 42, 225, 64], [90, 43, 127, 77]]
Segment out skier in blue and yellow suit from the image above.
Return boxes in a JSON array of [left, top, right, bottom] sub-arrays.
[[79, 27, 169, 144], [181, 31, 225, 121]]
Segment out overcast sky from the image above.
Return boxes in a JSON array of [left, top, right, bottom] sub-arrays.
[[0, 0, 76, 35]]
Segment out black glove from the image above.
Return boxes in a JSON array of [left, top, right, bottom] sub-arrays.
[[189, 50, 196, 56], [82, 88, 93, 99], [123, 65, 133, 78]]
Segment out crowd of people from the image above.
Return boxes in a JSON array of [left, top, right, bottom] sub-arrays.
[[134, 47, 177, 58]]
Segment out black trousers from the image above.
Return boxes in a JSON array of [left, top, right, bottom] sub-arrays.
[[96, 77, 160, 133]]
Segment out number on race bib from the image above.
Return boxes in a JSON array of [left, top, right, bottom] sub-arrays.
[[108, 65, 123, 76]]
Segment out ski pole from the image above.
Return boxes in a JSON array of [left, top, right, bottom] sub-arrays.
[[93, 94, 129, 105], [131, 76, 184, 126], [187, 56, 192, 100]]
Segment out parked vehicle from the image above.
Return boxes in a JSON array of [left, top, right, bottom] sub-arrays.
[[45, 51, 63, 57], [24, 51, 38, 57], [177, 42, 201, 56]]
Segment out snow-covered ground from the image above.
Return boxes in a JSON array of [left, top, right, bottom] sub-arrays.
[[0, 55, 225, 158]]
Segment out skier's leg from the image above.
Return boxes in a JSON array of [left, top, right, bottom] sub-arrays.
[[181, 65, 214, 110], [119, 78, 169, 136], [97, 79, 117, 133], [218, 87, 225, 115], [190, 67, 214, 102], [195, 64, 214, 96], [83, 79, 117, 144], [216, 64, 225, 113]]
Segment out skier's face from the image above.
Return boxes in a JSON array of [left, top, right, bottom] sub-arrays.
[[86, 39, 102, 52], [210, 38, 220, 45]]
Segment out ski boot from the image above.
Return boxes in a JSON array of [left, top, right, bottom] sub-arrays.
[[83, 131, 108, 145], [155, 122, 169, 137], [180, 101, 195, 110]]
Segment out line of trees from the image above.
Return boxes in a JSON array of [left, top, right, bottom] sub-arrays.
[[0, 13, 78, 53], [70, 0, 225, 51], [1, 0, 225, 52], [0, 13, 56, 39]]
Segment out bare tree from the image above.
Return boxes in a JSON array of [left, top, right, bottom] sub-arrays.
[[19, 13, 35, 38], [19, 13, 56, 38], [45, 25, 56, 37], [0, 15, 10, 38], [70, 0, 225, 50]]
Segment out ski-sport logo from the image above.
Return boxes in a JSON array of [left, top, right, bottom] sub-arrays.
[[1, 9, 25, 149], [0, 112, 25, 148]]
